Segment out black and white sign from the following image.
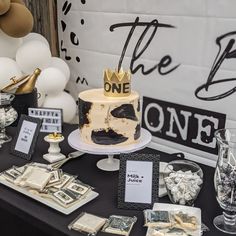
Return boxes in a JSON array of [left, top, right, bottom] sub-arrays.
[[28, 108, 62, 133], [142, 97, 226, 155], [118, 153, 159, 210], [125, 160, 153, 204], [11, 115, 42, 160]]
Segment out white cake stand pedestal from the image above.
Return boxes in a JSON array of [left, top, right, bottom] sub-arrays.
[[68, 128, 152, 171], [96, 155, 120, 171]]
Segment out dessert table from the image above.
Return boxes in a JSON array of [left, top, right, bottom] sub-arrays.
[[0, 124, 228, 236]]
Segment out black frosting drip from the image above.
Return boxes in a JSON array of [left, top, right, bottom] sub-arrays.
[[79, 98, 92, 128], [91, 128, 128, 145], [137, 100, 140, 112], [110, 104, 138, 121], [134, 124, 141, 140]]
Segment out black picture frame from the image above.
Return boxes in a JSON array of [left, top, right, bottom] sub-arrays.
[[118, 153, 160, 210], [10, 114, 42, 160]]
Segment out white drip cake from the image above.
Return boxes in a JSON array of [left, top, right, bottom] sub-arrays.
[[78, 69, 141, 145]]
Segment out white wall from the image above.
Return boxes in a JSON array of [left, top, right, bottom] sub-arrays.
[[57, 0, 236, 165]]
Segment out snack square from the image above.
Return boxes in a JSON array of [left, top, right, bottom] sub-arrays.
[[71, 212, 106, 234], [25, 169, 52, 190]]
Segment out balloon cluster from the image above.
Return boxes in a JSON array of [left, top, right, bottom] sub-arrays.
[[0, 33, 76, 123], [0, 0, 33, 38], [0, 1, 77, 122]]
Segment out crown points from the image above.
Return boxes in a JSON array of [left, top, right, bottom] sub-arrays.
[[104, 68, 131, 97]]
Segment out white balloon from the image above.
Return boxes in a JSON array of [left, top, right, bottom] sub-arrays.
[[16, 40, 52, 74], [36, 67, 67, 95], [23, 33, 50, 48], [0, 57, 22, 88], [37, 89, 46, 107], [0, 29, 22, 59], [43, 92, 76, 122], [50, 57, 70, 82]]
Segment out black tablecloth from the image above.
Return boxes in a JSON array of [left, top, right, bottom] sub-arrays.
[[0, 124, 228, 236]]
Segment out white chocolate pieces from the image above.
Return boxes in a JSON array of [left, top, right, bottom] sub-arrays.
[[164, 170, 203, 205]]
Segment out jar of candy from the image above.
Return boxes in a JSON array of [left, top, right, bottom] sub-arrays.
[[164, 160, 203, 206], [0, 92, 18, 146]]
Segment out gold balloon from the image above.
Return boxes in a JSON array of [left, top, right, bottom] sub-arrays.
[[0, 0, 10, 15], [0, 3, 33, 38]]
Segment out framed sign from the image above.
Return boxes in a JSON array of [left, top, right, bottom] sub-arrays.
[[11, 115, 42, 160], [28, 108, 63, 133], [118, 153, 159, 210]]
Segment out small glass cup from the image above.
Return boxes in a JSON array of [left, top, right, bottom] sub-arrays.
[[164, 160, 203, 206]]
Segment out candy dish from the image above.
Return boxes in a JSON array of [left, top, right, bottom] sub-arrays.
[[164, 160, 203, 206]]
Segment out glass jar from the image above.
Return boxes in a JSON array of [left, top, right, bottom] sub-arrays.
[[0, 92, 18, 146], [214, 129, 236, 234], [164, 160, 203, 206]]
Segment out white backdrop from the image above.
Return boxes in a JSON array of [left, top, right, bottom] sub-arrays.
[[57, 0, 236, 165]]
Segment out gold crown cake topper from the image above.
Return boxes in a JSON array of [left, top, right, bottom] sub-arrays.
[[103, 68, 131, 97]]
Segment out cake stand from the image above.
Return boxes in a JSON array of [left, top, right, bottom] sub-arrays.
[[68, 128, 152, 171]]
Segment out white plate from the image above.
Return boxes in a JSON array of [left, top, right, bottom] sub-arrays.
[[68, 128, 152, 155], [146, 203, 201, 236], [0, 177, 99, 215]]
